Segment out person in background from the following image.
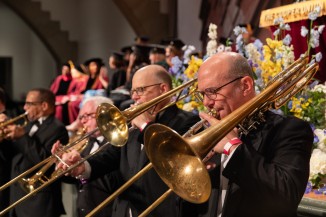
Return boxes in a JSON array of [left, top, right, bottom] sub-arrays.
[[2, 88, 69, 217], [106, 52, 128, 108], [149, 44, 169, 71], [54, 65, 200, 217], [67, 58, 108, 126], [119, 44, 151, 110], [52, 96, 119, 217], [238, 23, 256, 45], [121, 45, 133, 67], [162, 38, 185, 68], [180, 52, 313, 217], [50, 62, 72, 125]]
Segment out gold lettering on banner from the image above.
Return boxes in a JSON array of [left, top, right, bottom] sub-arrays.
[[260, 0, 326, 27]]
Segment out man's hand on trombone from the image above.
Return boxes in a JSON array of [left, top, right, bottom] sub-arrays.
[[199, 112, 240, 170], [0, 113, 25, 140], [51, 141, 86, 177]]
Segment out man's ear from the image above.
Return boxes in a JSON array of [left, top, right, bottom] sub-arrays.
[[241, 76, 254, 96], [160, 83, 169, 93], [41, 101, 49, 112]]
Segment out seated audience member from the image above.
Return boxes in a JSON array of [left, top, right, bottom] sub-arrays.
[[50, 62, 72, 125], [149, 44, 169, 70], [106, 52, 128, 108], [180, 52, 314, 217], [68, 58, 108, 125], [134, 35, 150, 45], [162, 38, 185, 69], [54, 65, 200, 217], [238, 23, 256, 45], [120, 45, 133, 66], [119, 44, 151, 110], [3, 88, 69, 217], [52, 96, 119, 217]]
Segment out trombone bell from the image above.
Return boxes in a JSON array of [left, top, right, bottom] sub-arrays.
[[144, 124, 211, 204], [96, 103, 129, 147]]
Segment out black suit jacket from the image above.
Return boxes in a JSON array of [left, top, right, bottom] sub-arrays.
[[180, 111, 314, 217], [9, 115, 69, 217], [88, 105, 200, 217], [76, 137, 120, 217]]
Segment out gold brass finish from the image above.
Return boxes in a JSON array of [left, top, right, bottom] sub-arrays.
[[0, 112, 28, 139], [144, 55, 318, 205], [96, 78, 197, 147], [0, 78, 198, 215]]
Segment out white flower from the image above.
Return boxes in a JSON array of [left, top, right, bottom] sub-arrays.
[[301, 26, 309, 37], [308, 6, 321, 21], [316, 52, 323, 62], [273, 29, 280, 36], [312, 83, 326, 94], [233, 26, 247, 36], [318, 25, 325, 34], [283, 34, 292, 46], [208, 23, 218, 40], [315, 129, 326, 152], [183, 102, 195, 112], [206, 40, 218, 57], [273, 17, 284, 25], [310, 148, 326, 178]]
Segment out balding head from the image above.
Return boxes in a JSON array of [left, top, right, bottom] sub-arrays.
[[200, 52, 254, 80], [197, 52, 256, 119], [133, 65, 172, 89]]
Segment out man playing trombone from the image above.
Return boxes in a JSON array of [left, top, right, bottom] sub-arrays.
[[179, 52, 314, 217], [54, 65, 200, 217], [2, 88, 69, 217], [52, 96, 120, 217]]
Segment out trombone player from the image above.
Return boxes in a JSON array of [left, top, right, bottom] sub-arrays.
[[180, 52, 314, 217], [54, 65, 200, 217], [1, 88, 69, 217], [52, 96, 119, 217]]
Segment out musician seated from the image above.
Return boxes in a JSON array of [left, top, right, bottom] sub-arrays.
[[52, 96, 119, 217], [2, 88, 69, 217], [53, 65, 200, 217]]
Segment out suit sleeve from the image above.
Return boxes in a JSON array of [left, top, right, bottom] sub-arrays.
[[223, 116, 313, 209], [13, 122, 69, 164]]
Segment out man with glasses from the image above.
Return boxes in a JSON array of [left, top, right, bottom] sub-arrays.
[[54, 65, 200, 217], [52, 96, 119, 217], [181, 52, 313, 217], [2, 88, 69, 217]]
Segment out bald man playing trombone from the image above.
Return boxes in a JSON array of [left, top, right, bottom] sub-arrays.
[[53, 65, 200, 217]]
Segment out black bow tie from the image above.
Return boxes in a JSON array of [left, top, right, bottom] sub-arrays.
[[31, 120, 40, 127]]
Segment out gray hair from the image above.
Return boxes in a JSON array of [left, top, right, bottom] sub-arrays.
[[83, 96, 113, 108], [227, 53, 255, 79]]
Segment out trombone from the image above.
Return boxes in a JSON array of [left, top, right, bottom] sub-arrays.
[[0, 77, 198, 216], [0, 112, 28, 139], [139, 55, 318, 216]]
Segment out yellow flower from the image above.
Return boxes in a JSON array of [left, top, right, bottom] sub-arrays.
[[184, 56, 203, 79]]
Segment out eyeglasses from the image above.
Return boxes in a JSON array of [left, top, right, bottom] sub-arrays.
[[130, 83, 162, 96], [25, 101, 43, 107], [78, 113, 96, 121], [195, 77, 243, 101]]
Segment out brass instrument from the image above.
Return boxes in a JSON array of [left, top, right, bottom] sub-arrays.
[[139, 55, 318, 216], [0, 78, 198, 216], [85, 109, 209, 217], [0, 112, 28, 139], [19, 127, 89, 193], [96, 78, 197, 147]]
